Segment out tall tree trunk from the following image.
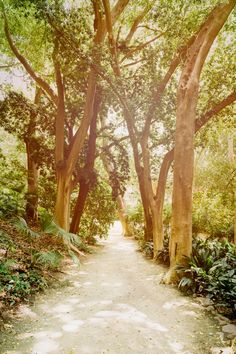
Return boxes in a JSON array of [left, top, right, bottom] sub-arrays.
[[70, 89, 101, 234], [154, 89, 236, 262], [153, 150, 174, 253], [165, 0, 236, 283]]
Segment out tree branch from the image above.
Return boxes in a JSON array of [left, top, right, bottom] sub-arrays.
[[124, 4, 152, 45], [195, 89, 236, 132], [2, 8, 58, 105], [155, 88, 236, 198], [120, 33, 165, 63], [141, 31, 200, 146], [102, 0, 121, 75], [52, 37, 66, 164]]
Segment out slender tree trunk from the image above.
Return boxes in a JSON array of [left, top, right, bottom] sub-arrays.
[[70, 89, 101, 234], [137, 171, 153, 242], [116, 195, 132, 236], [70, 179, 89, 234], [165, 0, 236, 283], [154, 150, 174, 253]]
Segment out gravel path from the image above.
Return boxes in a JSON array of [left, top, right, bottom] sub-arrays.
[[0, 222, 223, 354]]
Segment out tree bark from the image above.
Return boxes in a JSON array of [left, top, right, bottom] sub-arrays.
[[69, 89, 101, 234], [165, 0, 236, 283], [70, 179, 90, 234]]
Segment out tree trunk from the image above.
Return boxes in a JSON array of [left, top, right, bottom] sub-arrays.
[[70, 179, 90, 234], [54, 168, 72, 231], [153, 150, 174, 254], [165, 0, 236, 283], [25, 139, 39, 222], [154, 88, 236, 262], [70, 89, 101, 234], [54, 5, 104, 229], [137, 171, 153, 242], [116, 195, 132, 236]]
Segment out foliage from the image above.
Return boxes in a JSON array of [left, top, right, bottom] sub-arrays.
[[177, 238, 236, 317], [0, 142, 26, 219], [156, 234, 170, 266], [32, 251, 63, 269], [0, 259, 47, 306], [78, 178, 116, 242], [126, 203, 144, 241], [139, 241, 154, 259], [13, 216, 40, 239], [39, 211, 83, 250], [193, 142, 235, 240]]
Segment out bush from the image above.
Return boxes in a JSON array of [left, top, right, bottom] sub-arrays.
[[156, 234, 170, 265], [0, 259, 47, 306], [177, 238, 236, 317], [0, 189, 25, 219], [139, 241, 154, 258], [126, 203, 144, 241]]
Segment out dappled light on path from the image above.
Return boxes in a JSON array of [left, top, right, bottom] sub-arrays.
[[0, 221, 223, 354]]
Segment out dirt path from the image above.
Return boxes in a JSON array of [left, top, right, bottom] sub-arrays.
[[0, 222, 224, 354]]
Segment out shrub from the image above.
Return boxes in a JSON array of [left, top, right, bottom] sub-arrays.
[[0, 259, 47, 306], [177, 238, 236, 317], [156, 234, 170, 265], [126, 203, 144, 241]]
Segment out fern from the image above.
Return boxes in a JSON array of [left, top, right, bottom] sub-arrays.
[[13, 217, 39, 239], [33, 251, 63, 269], [40, 213, 82, 247], [68, 250, 80, 267]]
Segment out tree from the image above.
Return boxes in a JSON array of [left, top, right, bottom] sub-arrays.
[[1, 0, 129, 230], [165, 0, 236, 282], [155, 89, 236, 257], [0, 88, 54, 221]]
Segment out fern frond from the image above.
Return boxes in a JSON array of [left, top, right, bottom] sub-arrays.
[[13, 217, 40, 238], [33, 251, 63, 269]]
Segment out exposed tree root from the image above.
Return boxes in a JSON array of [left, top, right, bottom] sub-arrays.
[[70, 244, 86, 257]]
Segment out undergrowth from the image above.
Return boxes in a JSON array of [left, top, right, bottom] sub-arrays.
[[177, 238, 236, 318], [140, 234, 236, 318], [0, 216, 88, 313]]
